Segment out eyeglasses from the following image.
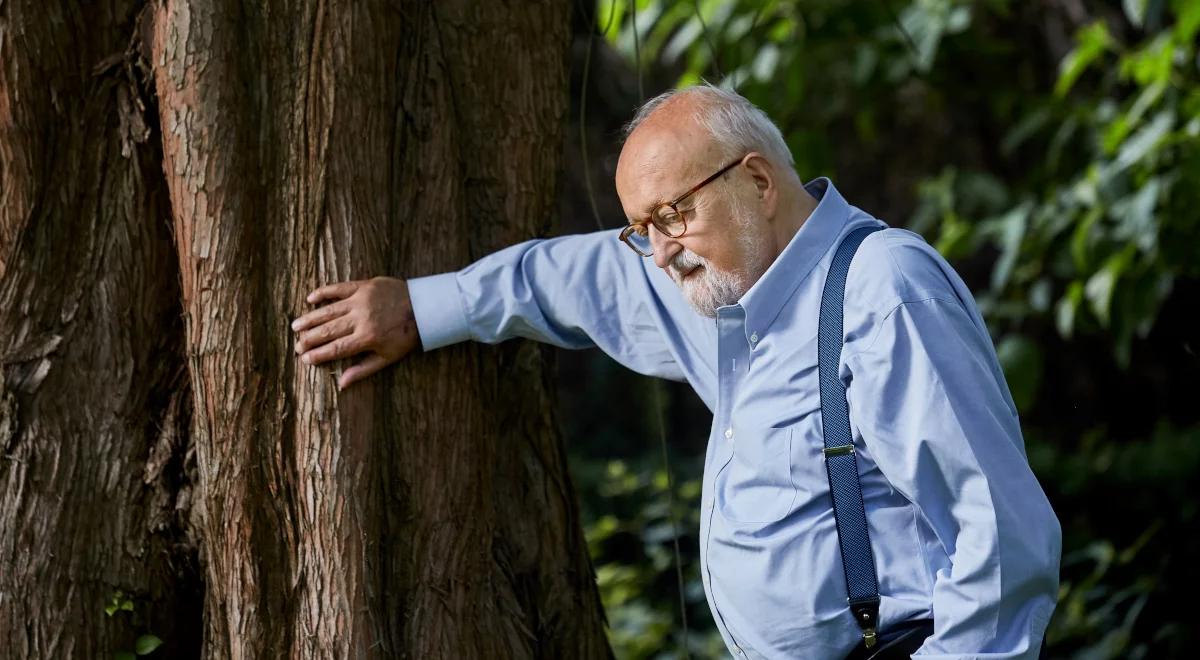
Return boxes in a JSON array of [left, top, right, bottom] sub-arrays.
[[619, 156, 745, 257]]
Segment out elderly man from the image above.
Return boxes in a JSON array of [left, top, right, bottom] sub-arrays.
[[291, 85, 1061, 659]]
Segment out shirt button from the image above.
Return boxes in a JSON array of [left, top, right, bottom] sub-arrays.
[[750, 332, 759, 344], [724, 427, 734, 440]]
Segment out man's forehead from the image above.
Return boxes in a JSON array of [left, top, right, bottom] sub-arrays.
[[621, 117, 715, 170], [616, 120, 721, 212]]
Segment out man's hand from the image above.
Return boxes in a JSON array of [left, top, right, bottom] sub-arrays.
[[291, 277, 419, 390]]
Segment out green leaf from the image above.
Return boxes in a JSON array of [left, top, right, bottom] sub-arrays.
[[105, 603, 118, 617], [1175, 0, 1200, 42], [135, 634, 164, 655], [1001, 107, 1050, 156], [1085, 246, 1135, 326], [767, 17, 792, 43], [597, 0, 626, 43], [996, 335, 1043, 412], [1110, 178, 1162, 252], [120, 600, 134, 612], [1115, 110, 1173, 171], [1103, 80, 1166, 154], [1120, 34, 1174, 86], [1056, 281, 1084, 338], [1123, 0, 1149, 28], [751, 43, 781, 82], [934, 213, 972, 259], [1084, 267, 1117, 327], [1055, 22, 1111, 97], [987, 203, 1030, 291], [662, 16, 703, 63], [1070, 206, 1102, 272]]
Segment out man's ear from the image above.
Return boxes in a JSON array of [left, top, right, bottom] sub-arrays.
[[742, 152, 777, 216]]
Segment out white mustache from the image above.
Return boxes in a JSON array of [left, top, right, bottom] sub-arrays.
[[669, 250, 706, 281]]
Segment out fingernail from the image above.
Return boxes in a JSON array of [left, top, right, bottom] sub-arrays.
[[302, 354, 311, 364], [306, 293, 315, 302], [290, 320, 300, 331]]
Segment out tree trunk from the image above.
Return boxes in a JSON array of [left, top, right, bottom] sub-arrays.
[[0, 0, 202, 656], [2, 1, 611, 657]]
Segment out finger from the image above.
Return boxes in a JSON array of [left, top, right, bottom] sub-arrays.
[[291, 301, 348, 333], [301, 333, 364, 366], [306, 281, 361, 305], [295, 315, 354, 354], [338, 353, 392, 390]]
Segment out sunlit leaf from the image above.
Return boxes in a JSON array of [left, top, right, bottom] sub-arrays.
[[1123, 0, 1149, 28], [1175, 0, 1200, 42], [1115, 110, 1173, 170], [1055, 22, 1111, 97], [1056, 281, 1084, 338]]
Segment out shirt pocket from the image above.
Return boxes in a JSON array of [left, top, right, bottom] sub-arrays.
[[714, 425, 797, 525]]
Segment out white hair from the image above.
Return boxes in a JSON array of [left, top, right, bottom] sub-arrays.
[[623, 83, 794, 168]]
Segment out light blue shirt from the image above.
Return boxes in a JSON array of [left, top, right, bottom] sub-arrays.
[[407, 178, 1061, 659]]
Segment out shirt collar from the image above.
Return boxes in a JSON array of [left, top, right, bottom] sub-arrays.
[[730, 177, 851, 339]]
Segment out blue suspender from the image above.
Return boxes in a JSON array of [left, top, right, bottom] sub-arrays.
[[817, 225, 885, 649]]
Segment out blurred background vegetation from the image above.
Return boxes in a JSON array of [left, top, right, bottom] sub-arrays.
[[552, 0, 1200, 657]]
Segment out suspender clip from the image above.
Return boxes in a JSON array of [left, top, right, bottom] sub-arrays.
[[850, 597, 881, 650]]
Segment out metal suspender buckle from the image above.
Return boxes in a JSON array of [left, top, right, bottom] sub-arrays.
[[823, 444, 855, 457], [850, 597, 881, 649]]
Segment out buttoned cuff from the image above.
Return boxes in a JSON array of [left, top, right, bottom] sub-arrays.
[[407, 272, 472, 351]]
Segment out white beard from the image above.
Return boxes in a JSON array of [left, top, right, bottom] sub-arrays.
[[668, 209, 773, 318]]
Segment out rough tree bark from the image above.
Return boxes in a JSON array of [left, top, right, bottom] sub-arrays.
[[0, 1, 202, 656], [1, 1, 611, 658]]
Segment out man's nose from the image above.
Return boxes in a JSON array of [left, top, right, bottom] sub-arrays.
[[649, 227, 683, 270]]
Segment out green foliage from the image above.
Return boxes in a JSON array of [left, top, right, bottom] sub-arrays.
[[574, 453, 727, 658], [575, 0, 1200, 656], [1030, 421, 1200, 658], [105, 590, 165, 658], [105, 591, 136, 617], [964, 5, 1200, 370]]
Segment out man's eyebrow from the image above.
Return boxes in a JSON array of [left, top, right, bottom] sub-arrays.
[[640, 198, 667, 218]]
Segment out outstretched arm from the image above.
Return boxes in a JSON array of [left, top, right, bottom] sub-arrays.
[[292, 229, 687, 389]]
